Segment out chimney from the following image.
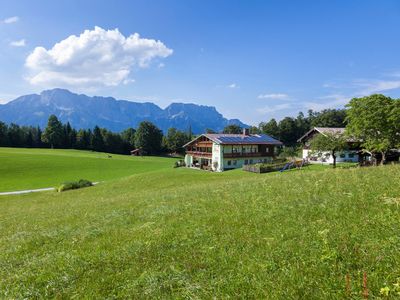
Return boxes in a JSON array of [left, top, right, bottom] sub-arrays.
[[243, 128, 250, 135]]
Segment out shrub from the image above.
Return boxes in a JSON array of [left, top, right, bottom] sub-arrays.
[[173, 160, 185, 168], [58, 179, 93, 192]]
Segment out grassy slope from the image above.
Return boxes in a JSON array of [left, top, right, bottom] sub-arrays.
[[1, 159, 400, 298], [0, 147, 176, 192]]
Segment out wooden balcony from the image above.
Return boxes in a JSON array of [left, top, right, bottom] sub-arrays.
[[223, 152, 269, 158], [186, 151, 212, 158]]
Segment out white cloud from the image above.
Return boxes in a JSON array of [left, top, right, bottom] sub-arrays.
[[227, 83, 238, 88], [122, 78, 135, 85], [258, 93, 289, 100], [3, 16, 19, 24], [25, 26, 173, 88], [304, 94, 350, 111], [257, 103, 291, 114], [353, 79, 400, 95], [10, 39, 26, 47]]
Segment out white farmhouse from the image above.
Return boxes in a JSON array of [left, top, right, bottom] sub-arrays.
[[183, 129, 283, 172], [297, 127, 361, 164]]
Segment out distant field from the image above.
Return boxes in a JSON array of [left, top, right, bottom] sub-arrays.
[[0, 151, 399, 298], [0, 147, 177, 192]]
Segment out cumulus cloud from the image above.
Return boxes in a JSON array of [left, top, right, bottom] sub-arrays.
[[10, 39, 26, 47], [25, 26, 173, 88], [3, 16, 19, 24], [258, 93, 289, 100]]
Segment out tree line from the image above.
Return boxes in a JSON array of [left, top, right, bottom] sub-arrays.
[[221, 108, 347, 145], [1, 94, 398, 159], [0, 115, 192, 155]]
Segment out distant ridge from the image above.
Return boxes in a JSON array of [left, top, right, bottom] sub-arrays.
[[0, 89, 247, 133]]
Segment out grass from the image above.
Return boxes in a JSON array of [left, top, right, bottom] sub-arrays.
[[0, 147, 176, 192], [0, 149, 400, 298]]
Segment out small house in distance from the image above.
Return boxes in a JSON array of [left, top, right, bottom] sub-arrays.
[[130, 148, 142, 156], [183, 129, 283, 171], [297, 127, 360, 164]]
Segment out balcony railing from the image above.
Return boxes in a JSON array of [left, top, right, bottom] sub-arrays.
[[186, 151, 212, 158], [223, 152, 269, 158]]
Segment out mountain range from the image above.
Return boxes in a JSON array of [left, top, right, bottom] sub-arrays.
[[0, 89, 247, 133]]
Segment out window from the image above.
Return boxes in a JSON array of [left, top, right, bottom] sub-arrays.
[[227, 160, 231, 166], [233, 160, 237, 166], [244, 159, 248, 165], [340, 153, 346, 158], [250, 159, 253, 164], [348, 153, 355, 158]]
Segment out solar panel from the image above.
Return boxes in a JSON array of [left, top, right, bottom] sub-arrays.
[[215, 134, 281, 144]]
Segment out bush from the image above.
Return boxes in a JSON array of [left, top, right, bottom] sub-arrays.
[[58, 179, 93, 192], [243, 160, 291, 173], [173, 160, 185, 168]]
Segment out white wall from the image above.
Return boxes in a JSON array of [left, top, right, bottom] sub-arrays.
[[212, 143, 223, 172], [303, 149, 359, 164]]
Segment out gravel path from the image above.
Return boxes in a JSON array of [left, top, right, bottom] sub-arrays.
[[0, 182, 99, 196]]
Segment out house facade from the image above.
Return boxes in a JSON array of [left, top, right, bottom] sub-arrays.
[[183, 129, 283, 172], [297, 127, 361, 164]]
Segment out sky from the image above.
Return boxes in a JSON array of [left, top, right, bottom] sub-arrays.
[[1, 0, 400, 125]]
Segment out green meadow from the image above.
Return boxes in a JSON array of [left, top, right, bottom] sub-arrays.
[[0, 147, 175, 192], [1, 148, 400, 298]]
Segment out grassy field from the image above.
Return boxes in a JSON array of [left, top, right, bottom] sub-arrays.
[[0, 147, 176, 192], [1, 149, 400, 298]]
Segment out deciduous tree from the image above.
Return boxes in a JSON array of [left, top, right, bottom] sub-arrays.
[[309, 131, 347, 168], [134, 121, 163, 155], [346, 94, 398, 165]]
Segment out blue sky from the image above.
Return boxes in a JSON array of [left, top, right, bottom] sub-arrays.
[[1, 0, 400, 125]]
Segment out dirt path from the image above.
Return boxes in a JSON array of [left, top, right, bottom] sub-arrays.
[[0, 187, 55, 196], [0, 182, 99, 196]]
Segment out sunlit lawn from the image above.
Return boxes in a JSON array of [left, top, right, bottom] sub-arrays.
[[0, 150, 399, 298]]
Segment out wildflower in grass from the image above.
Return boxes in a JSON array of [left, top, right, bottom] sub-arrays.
[[380, 286, 390, 296]]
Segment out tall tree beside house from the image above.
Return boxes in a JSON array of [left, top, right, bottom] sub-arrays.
[[134, 121, 163, 155], [309, 131, 347, 168], [41, 115, 63, 148], [260, 119, 279, 138], [346, 94, 399, 165], [223, 124, 242, 134], [277, 117, 299, 146], [249, 126, 261, 134], [164, 127, 191, 153], [390, 99, 400, 148], [310, 109, 347, 128]]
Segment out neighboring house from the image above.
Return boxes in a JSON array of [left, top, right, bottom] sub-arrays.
[[183, 129, 283, 172], [130, 148, 142, 156], [297, 127, 361, 164]]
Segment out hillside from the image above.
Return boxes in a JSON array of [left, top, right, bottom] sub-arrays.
[[0, 89, 247, 133], [0, 148, 176, 192], [0, 149, 400, 298]]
